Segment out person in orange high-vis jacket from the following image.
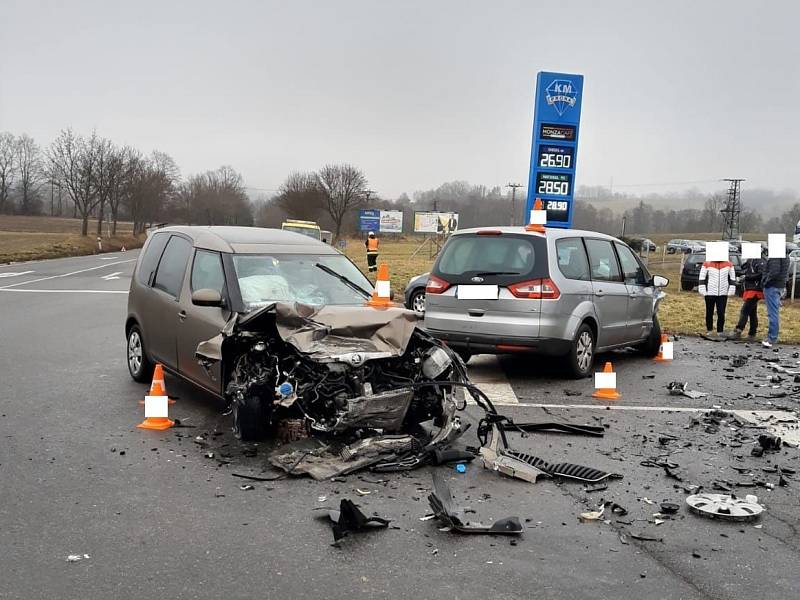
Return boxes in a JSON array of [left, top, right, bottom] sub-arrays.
[[698, 258, 737, 337], [365, 231, 379, 273]]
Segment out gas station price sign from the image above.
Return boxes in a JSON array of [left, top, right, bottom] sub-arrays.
[[525, 72, 584, 228]]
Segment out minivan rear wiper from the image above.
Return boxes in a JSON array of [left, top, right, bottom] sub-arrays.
[[472, 271, 521, 277], [314, 263, 372, 299]]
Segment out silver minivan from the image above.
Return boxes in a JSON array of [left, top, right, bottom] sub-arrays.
[[423, 226, 669, 378]]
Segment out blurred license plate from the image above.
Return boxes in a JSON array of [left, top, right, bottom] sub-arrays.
[[457, 285, 499, 300]]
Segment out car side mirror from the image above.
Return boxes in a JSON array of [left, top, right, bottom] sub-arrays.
[[652, 275, 669, 288], [192, 288, 224, 307]]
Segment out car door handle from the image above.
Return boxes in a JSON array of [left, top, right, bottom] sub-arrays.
[[178, 310, 187, 321], [629, 293, 638, 297], [468, 309, 485, 317], [594, 290, 604, 297]]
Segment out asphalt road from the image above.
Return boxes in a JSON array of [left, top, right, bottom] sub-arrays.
[[1, 252, 799, 600]]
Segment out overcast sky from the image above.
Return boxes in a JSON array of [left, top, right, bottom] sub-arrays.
[[1, 0, 797, 199]]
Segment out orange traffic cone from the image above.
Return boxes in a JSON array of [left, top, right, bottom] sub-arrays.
[[592, 361, 620, 400], [525, 198, 547, 233], [139, 363, 174, 404], [653, 334, 673, 362], [137, 364, 174, 431], [367, 263, 392, 308]]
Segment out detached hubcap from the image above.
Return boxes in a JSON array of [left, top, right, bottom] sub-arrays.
[[128, 331, 143, 374], [576, 331, 593, 372]]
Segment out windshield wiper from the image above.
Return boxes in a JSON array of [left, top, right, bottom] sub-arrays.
[[314, 263, 372, 299], [472, 271, 521, 277]]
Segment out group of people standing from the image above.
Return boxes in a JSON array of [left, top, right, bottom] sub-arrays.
[[699, 250, 789, 347]]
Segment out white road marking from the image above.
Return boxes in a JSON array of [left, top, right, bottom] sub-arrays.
[[0, 270, 35, 278], [467, 355, 519, 405], [99, 257, 116, 260], [0, 259, 135, 290], [0, 288, 128, 294], [508, 403, 798, 443], [101, 271, 122, 280]]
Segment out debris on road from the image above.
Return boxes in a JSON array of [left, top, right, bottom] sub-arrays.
[[758, 434, 782, 452], [667, 381, 707, 399], [427, 473, 522, 535], [65, 554, 90, 563], [316, 498, 390, 546], [686, 493, 764, 522]]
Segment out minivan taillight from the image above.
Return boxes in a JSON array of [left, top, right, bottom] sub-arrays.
[[426, 274, 451, 294], [508, 278, 560, 299]]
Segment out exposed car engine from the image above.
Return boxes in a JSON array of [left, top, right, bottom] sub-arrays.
[[196, 302, 469, 477]]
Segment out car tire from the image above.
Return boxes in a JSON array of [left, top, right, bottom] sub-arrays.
[[127, 324, 154, 383], [566, 323, 594, 379], [409, 289, 426, 313], [233, 393, 270, 441], [640, 315, 662, 358], [681, 281, 693, 291]]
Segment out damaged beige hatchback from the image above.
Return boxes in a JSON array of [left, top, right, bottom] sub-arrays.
[[126, 227, 468, 460]]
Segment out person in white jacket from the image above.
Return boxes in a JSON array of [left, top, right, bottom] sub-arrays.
[[698, 259, 736, 337]]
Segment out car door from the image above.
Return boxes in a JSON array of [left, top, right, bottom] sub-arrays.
[[615, 242, 654, 342], [144, 234, 193, 370], [176, 249, 231, 394], [584, 238, 629, 347]]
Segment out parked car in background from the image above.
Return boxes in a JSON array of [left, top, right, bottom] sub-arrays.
[[404, 272, 429, 312], [680, 252, 743, 291], [789, 249, 800, 263], [423, 226, 669, 378], [667, 239, 693, 254], [642, 238, 657, 252]]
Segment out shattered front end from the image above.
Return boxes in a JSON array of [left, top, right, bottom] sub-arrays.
[[196, 302, 468, 478]]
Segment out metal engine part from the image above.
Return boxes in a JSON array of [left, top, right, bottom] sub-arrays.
[[331, 387, 414, 433], [421, 346, 452, 380]]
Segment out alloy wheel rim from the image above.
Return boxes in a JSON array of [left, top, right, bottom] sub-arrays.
[[128, 331, 142, 374], [576, 331, 593, 371], [412, 292, 426, 312]]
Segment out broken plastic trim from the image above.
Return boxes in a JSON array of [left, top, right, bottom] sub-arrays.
[[317, 498, 390, 545], [427, 473, 522, 535]]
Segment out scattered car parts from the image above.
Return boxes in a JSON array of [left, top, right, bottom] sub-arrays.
[[686, 493, 764, 522], [427, 473, 522, 535], [316, 498, 390, 545]]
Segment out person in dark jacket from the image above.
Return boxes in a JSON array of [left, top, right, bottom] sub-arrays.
[[730, 254, 765, 341], [761, 254, 789, 347]]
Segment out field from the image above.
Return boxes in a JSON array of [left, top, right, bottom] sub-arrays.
[[344, 235, 800, 344], [0, 215, 143, 263]]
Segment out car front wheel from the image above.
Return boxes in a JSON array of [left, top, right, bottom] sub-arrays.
[[409, 289, 426, 313], [127, 324, 154, 383], [566, 323, 595, 379], [640, 315, 662, 358]]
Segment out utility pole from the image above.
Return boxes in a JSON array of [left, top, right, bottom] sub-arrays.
[[506, 183, 523, 225], [720, 178, 745, 240], [364, 189, 375, 203]]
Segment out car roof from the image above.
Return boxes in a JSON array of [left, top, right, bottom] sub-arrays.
[[151, 225, 340, 254], [450, 226, 621, 243]]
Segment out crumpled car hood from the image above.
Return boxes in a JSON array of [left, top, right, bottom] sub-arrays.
[[196, 302, 420, 363]]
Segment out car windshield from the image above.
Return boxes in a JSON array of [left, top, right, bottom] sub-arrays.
[[232, 253, 372, 310], [282, 226, 321, 240]]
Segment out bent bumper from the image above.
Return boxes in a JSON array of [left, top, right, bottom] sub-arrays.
[[427, 329, 571, 356]]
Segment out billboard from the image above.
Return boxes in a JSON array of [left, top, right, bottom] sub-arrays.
[[413, 211, 459, 234], [525, 71, 584, 228], [379, 210, 403, 233], [359, 209, 404, 233]]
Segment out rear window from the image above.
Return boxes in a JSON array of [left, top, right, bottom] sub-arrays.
[[136, 232, 169, 285], [434, 234, 547, 282]]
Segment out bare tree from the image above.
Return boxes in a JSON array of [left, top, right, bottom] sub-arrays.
[[93, 138, 115, 235], [16, 134, 45, 214], [316, 164, 368, 240], [0, 132, 16, 214], [702, 195, 722, 231], [48, 129, 102, 235], [275, 171, 325, 221]]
